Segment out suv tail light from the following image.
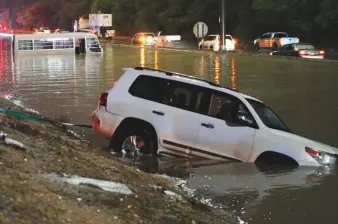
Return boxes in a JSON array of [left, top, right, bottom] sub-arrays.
[[99, 92, 108, 106]]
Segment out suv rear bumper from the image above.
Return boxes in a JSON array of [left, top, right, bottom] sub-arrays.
[[92, 106, 124, 138]]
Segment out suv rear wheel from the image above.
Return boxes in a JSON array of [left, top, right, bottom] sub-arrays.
[[110, 127, 156, 155]]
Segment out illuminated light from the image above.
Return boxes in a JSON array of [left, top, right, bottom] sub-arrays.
[[319, 50, 325, 55], [139, 36, 145, 43], [233, 39, 237, 45], [299, 50, 307, 55], [145, 36, 153, 44]]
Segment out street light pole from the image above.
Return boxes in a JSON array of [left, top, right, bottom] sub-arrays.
[[7, 0, 13, 33], [220, 0, 226, 52]]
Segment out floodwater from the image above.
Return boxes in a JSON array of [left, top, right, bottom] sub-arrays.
[[1, 43, 338, 223]]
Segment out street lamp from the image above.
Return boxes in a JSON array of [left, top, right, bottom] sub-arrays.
[[220, 0, 226, 52], [7, 0, 13, 33]]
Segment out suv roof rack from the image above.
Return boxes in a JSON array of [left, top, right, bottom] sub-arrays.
[[134, 66, 238, 92]]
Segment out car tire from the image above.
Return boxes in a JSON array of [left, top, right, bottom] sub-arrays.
[[255, 43, 260, 51], [272, 43, 278, 51], [110, 127, 157, 155]]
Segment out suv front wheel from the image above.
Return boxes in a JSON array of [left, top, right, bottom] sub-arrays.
[[110, 127, 157, 155]]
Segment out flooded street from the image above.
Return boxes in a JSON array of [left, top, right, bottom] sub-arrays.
[[1, 43, 338, 223]]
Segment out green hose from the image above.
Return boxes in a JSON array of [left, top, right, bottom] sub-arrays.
[[0, 108, 92, 128]]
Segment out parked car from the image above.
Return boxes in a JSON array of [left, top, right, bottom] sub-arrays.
[[254, 32, 299, 51], [92, 67, 338, 167], [198, 34, 235, 52], [270, 43, 325, 59], [132, 32, 156, 46], [155, 31, 181, 45]]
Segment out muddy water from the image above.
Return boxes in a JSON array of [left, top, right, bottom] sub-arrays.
[[1, 43, 338, 223]]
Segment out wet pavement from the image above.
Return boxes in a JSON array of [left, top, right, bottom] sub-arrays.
[[1, 42, 338, 223]]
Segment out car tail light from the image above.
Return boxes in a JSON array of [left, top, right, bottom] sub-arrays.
[[305, 147, 336, 165], [99, 92, 108, 106], [317, 50, 325, 55], [299, 50, 308, 56]]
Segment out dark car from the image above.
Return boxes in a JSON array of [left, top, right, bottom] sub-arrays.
[[131, 32, 155, 46], [270, 43, 325, 59]]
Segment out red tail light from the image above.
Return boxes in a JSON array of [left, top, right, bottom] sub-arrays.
[[99, 92, 108, 106], [299, 50, 308, 56], [318, 50, 325, 55]]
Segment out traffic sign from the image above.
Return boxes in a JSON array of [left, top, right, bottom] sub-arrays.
[[193, 22, 208, 38]]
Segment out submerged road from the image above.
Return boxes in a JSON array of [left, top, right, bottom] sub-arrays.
[[1, 43, 338, 223]]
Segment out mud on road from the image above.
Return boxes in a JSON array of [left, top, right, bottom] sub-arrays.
[[0, 97, 233, 224]]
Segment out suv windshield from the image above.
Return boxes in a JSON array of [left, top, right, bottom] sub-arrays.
[[246, 98, 291, 133]]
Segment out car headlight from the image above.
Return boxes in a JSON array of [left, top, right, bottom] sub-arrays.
[[305, 147, 337, 165], [146, 36, 154, 44]]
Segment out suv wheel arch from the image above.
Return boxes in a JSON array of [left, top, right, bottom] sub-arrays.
[[110, 117, 158, 154], [255, 151, 298, 167]]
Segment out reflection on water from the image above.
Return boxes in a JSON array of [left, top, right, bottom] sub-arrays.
[[1, 44, 338, 223], [199, 55, 204, 78], [140, 47, 145, 67], [154, 50, 159, 70], [230, 57, 236, 90], [214, 56, 220, 85], [121, 155, 335, 223]]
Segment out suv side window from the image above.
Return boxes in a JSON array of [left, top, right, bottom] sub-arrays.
[[163, 80, 211, 114], [208, 91, 257, 128], [128, 75, 170, 102], [129, 75, 212, 114]]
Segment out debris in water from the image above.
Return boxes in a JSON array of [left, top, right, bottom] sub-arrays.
[[48, 173, 134, 195], [0, 131, 26, 150], [237, 216, 247, 224]]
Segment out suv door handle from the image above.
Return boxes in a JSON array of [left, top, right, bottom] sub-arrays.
[[152, 110, 165, 116], [201, 123, 214, 129]]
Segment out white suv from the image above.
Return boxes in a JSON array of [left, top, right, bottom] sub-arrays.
[[92, 67, 338, 167], [198, 34, 235, 52]]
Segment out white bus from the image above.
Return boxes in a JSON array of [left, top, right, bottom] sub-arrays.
[[0, 32, 102, 54]]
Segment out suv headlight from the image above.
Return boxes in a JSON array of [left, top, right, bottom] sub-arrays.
[[305, 147, 337, 165], [146, 36, 154, 44]]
